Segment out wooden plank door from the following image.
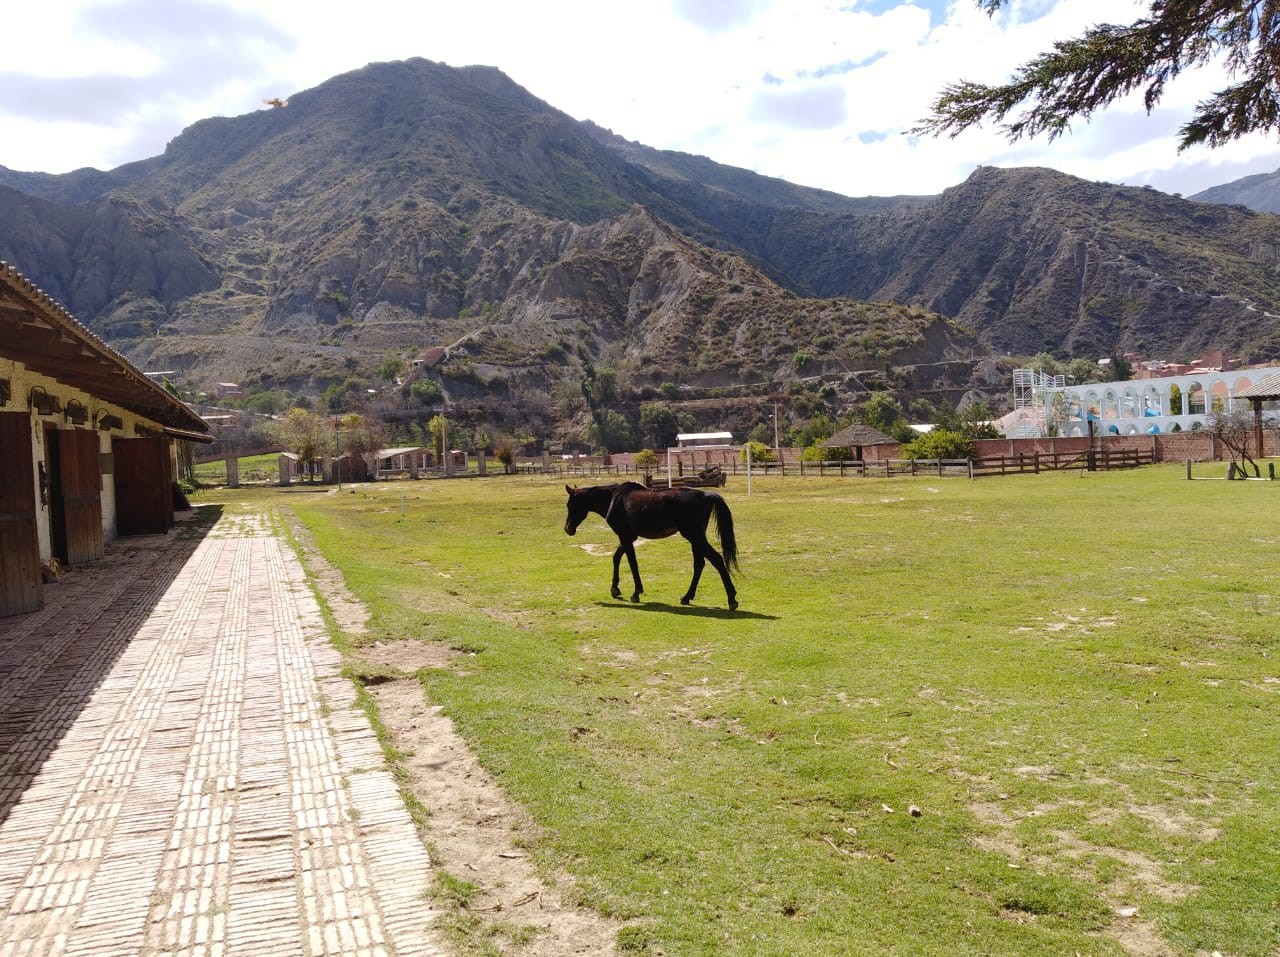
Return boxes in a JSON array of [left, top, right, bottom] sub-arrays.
[[0, 412, 42, 616], [58, 428, 104, 565], [113, 437, 172, 535]]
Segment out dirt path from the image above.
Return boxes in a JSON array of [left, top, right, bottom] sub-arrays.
[[283, 507, 621, 956]]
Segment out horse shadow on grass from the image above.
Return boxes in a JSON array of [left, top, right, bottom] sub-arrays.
[[594, 601, 778, 621]]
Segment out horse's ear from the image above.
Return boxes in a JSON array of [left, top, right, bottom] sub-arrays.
[[566, 484, 575, 495]]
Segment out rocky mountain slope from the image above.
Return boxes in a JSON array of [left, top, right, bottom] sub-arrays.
[[1191, 167, 1280, 214], [3, 57, 1280, 440]]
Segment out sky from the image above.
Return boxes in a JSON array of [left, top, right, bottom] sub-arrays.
[[2, 0, 1278, 199]]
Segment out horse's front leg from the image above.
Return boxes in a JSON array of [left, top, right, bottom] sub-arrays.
[[622, 543, 644, 602]]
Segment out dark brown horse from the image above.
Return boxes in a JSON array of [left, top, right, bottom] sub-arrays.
[[564, 482, 739, 611]]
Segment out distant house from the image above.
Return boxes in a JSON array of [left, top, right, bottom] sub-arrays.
[[410, 347, 446, 369], [820, 423, 899, 461], [0, 260, 211, 617], [215, 382, 244, 399]]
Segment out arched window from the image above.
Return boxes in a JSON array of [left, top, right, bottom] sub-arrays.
[[1187, 381, 1206, 415], [1141, 386, 1162, 416], [1210, 380, 1229, 413], [1102, 390, 1120, 419], [1230, 377, 1253, 412], [1121, 387, 1140, 418]]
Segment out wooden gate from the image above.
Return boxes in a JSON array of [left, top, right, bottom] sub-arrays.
[[114, 437, 173, 536], [0, 412, 42, 616], [61, 428, 104, 564]]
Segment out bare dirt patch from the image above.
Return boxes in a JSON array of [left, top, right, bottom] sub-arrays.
[[369, 679, 622, 956], [281, 506, 621, 955]]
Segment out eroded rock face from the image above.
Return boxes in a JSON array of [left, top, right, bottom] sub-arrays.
[[4, 58, 1278, 428]]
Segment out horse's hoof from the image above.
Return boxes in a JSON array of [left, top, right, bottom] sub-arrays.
[[680, 596, 692, 606], [630, 595, 641, 604], [611, 589, 622, 600], [728, 600, 739, 612]]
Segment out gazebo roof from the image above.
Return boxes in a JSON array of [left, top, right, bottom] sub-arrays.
[[821, 423, 898, 448], [1233, 374, 1280, 401]]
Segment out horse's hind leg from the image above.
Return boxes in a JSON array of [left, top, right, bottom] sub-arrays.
[[681, 547, 706, 606], [703, 546, 738, 611], [611, 546, 624, 600], [623, 544, 644, 602]]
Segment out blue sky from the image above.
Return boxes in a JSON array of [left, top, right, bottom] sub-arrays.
[[2, 0, 1277, 198]]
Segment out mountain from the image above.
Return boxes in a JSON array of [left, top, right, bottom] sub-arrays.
[[2, 57, 1280, 443], [1191, 167, 1280, 214]]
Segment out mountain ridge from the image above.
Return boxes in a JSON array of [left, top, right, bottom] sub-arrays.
[[2, 57, 1280, 442]]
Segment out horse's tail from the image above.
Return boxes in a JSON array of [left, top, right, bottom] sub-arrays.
[[710, 494, 739, 573]]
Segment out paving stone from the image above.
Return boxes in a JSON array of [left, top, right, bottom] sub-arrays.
[[0, 510, 447, 956]]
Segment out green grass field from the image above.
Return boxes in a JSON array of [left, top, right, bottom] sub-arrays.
[[201, 466, 1280, 955]]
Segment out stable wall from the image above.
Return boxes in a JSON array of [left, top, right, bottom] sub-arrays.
[[2, 358, 166, 561]]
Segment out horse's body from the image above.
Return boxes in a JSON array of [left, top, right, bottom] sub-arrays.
[[564, 482, 739, 610]]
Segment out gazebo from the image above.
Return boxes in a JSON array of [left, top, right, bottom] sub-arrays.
[[820, 423, 899, 461], [1232, 374, 1280, 455]]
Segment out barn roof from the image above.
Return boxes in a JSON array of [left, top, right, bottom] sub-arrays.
[[821, 422, 898, 448], [0, 260, 210, 440]]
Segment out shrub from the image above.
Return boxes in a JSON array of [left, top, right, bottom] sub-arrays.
[[901, 429, 974, 460], [741, 440, 776, 464]]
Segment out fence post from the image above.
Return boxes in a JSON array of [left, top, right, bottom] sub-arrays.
[[967, 459, 974, 480]]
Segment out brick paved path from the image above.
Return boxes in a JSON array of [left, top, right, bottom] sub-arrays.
[[0, 508, 446, 957]]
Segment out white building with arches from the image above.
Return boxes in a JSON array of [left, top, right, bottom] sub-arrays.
[[1045, 366, 1280, 437]]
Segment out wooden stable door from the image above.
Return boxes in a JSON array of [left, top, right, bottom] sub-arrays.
[[0, 413, 42, 616], [47, 426, 104, 566], [114, 437, 173, 536]]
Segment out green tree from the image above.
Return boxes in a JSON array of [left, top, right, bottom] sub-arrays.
[[634, 449, 660, 474], [427, 414, 447, 462], [1109, 354, 1134, 381], [1170, 383, 1184, 415], [587, 410, 634, 453], [581, 363, 621, 453], [860, 392, 914, 442], [409, 377, 442, 405], [902, 429, 975, 460], [917, 0, 1280, 151], [339, 413, 385, 473], [377, 354, 405, 381], [639, 402, 692, 449], [740, 440, 776, 464], [271, 408, 329, 482]]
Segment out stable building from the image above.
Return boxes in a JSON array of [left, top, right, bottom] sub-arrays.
[[0, 260, 211, 617]]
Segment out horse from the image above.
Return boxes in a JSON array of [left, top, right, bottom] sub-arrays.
[[564, 482, 739, 611]]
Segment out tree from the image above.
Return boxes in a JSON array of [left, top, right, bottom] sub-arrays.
[[859, 392, 914, 442], [427, 414, 447, 463], [1109, 354, 1134, 381], [581, 362, 621, 453], [740, 440, 776, 464], [1207, 408, 1260, 476], [271, 408, 329, 482], [902, 429, 976, 460], [917, 0, 1280, 151], [339, 414, 385, 474], [587, 410, 634, 453], [634, 449, 660, 475], [639, 402, 692, 448]]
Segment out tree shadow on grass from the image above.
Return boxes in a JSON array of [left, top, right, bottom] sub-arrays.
[[593, 601, 778, 621]]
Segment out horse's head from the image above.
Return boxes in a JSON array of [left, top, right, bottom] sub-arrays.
[[564, 485, 588, 536]]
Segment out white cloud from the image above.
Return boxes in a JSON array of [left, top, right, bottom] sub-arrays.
[[0, 0, 1276, 199]]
